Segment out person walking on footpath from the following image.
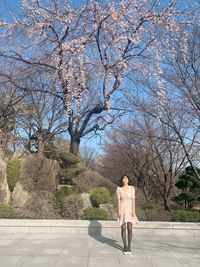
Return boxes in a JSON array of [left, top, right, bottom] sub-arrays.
[[116, 175, 139, 255]]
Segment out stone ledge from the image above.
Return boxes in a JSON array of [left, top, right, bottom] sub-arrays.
[[0, 219, 200, 229]]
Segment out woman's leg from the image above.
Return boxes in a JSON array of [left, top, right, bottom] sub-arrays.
[[121, 222, 127, 251], [127, 222, 133, 251]]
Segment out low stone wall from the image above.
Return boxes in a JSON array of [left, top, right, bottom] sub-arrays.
[[0, 219, 200, 236]]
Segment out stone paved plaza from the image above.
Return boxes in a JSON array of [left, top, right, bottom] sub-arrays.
[[0, 220, 200, 267]]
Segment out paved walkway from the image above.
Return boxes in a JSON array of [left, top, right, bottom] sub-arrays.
[[0, 229, 200, 267]]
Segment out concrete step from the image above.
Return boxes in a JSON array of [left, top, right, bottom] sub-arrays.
[[0, 220, 200, 236]]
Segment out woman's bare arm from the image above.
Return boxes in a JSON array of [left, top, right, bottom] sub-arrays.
[[132, 187, 136, 216], [132, 197, 135, 215], [117, 198, 121, 217]]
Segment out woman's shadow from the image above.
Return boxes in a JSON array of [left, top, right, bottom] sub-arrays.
[[88, 220, 123, 252]]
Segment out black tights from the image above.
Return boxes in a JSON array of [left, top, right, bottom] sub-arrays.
[[121, 222, 132, 250]]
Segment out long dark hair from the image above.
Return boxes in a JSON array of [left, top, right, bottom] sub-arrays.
[[120, 174, 130, 187]]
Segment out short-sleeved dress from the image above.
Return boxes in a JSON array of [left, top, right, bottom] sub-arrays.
[[116, 185, 139, 226]]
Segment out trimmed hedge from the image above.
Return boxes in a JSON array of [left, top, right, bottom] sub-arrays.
[[59, 152, 81, 167], [44, 143, 80, 166], [81, 207, 109, 220], [44, 143, 86, 185], [6, 160, 21, 192]]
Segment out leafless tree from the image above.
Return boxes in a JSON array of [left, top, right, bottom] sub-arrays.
[[17, 78, 67, 154], [0, 81, 26, 158], [79, 145, 99, 169], [99, 111, 199, 210]]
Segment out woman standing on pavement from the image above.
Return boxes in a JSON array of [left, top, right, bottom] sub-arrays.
[[116, 175, 139, 255]]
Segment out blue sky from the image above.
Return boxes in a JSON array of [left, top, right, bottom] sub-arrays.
[[0, 0, 21, 20]]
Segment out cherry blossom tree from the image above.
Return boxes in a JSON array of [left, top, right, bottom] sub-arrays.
[[122, 72, 200, 182], [164, 25, 200, 124], [122, 13, 200, 179], [0, 0, 190, 155]]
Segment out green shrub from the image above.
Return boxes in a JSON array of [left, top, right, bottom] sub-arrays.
[[59, 152, 81, 168], [44, 144, 86, 185], [44, 144, 81, 166], [54, 186, 74, 206], [57, 165, 86, 185], [171, 210, 200, 222], [174, 166, 200, 208], [60, 193, 84, 219], [6, 160, 21, 192], [144, 202, 157, 210], [0, 204, 16, 218], [172, 192, 196, 209], [44, 143, 60, 160], [90, 187, 111, 207], [81, 207, 109, 220]]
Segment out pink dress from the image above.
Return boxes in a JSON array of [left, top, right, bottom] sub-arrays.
[[116, 185, 139, 226]]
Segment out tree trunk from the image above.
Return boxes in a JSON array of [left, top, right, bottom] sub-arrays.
[[163, 194, 171, 211], [37, 135, 44, 156], [69, 137, 80, 155], [27, 127, 32, 152]]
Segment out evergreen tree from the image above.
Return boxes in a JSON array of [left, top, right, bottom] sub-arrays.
[[173, 166, 200, 209]]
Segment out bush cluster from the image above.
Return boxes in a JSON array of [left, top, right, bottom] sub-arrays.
[[89, 187, 111, 207], [81, 207, 109, 220], [6, 160, 21, 192], [44, 143, 86, 185], [0, 204, 16, 218]]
